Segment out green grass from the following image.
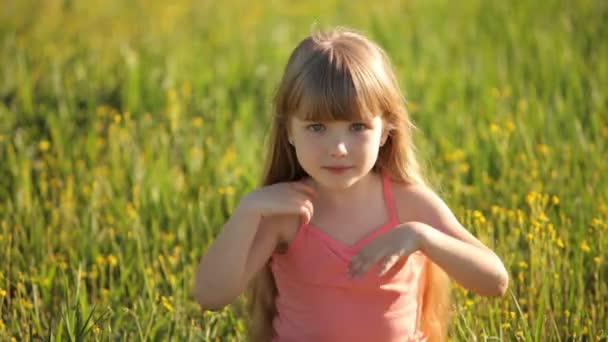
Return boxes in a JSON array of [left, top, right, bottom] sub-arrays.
[[0, 0, 606, 340]]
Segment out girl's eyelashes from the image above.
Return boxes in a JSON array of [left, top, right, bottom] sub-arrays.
[[305, 122, 369, 133], [350, 123, 369, 132], [306, 123, 325, 133]]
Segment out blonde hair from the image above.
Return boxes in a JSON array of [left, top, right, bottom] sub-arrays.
[[245, 27, 451, 342]]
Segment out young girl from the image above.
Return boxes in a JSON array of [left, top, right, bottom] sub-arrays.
[[194, 27, 509, 342]]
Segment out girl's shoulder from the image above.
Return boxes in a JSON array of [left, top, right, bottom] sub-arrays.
[[391, 181, 449, 225]]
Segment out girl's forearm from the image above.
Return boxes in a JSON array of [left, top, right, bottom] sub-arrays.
[[414, 223, 509, 296], [194, 201, 261, 309]]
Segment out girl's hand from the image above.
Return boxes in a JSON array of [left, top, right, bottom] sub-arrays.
[[241, 178, 317, 225], [348, 222, 425, 278]]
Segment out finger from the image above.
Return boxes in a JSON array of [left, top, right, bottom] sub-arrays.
[[351, 254, 376, 278], [379, 255, 400, 276], [299, 200, 313, 224]]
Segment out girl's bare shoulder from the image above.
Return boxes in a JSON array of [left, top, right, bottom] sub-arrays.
[[391, 181, 442, 223]]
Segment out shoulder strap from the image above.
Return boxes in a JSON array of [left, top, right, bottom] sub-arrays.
[[382, 170, 400, 223]]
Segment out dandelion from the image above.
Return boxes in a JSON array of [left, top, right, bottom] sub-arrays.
[[536, 144, 550, 155], [501, 322, 511, 329], [96, 255, 106, 266], [219, 186, 235, 196], [107, 254, 118, 267], [0, 288, 6, 297], [39, 140, 51, 152], [556, 238, 565, 248], [551, 195, 559, 205], [594, 256, 602, 265], [526, 191, 538, 205], [490, 123, 500, 134], [444, 149, 465, 162], [101, 288, 110, 300], [20, 298, 34, 310], [192, 117, 204, 127], [161, 296, 175, 312], [580, 241, 591, 252], [126, 202, 137, 219]]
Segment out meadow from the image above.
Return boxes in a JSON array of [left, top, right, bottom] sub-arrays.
[[0, 0, 606, 340]]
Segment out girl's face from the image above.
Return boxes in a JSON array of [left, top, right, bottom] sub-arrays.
[[288, 115, 388, 189]]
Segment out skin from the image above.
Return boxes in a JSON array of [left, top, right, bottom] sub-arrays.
[[288, 115, 388, 209]]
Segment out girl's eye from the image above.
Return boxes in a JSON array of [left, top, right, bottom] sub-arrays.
[[350, 123, 368, 132], [306, 124, 325, 132]]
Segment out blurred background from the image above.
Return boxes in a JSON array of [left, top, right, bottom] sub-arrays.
[[0, 0, 606, 340]]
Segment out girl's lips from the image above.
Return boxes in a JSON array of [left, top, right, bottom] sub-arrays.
[[323, 166, 352, 174]]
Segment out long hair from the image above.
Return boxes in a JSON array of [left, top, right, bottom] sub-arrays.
[[245, 27, 451, 342]]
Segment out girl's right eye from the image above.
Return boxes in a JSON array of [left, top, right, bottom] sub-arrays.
[[306, 124, 325, 133]]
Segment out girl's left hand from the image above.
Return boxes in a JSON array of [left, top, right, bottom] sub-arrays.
[[348, 223, 424, 278]]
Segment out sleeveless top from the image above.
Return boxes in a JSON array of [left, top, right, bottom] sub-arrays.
[[270, 171, 428, 342]]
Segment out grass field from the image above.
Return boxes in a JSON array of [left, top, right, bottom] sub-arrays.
[[0, 0, 606, 340]]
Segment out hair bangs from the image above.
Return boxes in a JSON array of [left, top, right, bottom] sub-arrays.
[[289, 49, 387, 123]]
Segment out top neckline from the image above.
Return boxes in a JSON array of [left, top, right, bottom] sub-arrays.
[[302, 170, 400, 251]]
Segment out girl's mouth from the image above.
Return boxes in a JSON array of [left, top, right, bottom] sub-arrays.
[[323, 166, 352, 174]]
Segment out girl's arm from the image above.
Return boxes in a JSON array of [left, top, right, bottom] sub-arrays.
[[194, 180, 315, 310], [404, 186, 509, 296], [194, 201, 263, 310]]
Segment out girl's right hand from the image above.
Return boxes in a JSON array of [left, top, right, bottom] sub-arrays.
[[241, 178, 317, 225]]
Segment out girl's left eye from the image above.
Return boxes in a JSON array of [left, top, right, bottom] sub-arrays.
[[350, 123, 368, 132], [306, 124, 325, 132]]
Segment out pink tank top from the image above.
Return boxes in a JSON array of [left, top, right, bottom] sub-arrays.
[[270, 171, 428, 342]]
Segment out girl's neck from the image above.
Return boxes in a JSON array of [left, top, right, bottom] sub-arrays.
[[311, 171, 382, 211]]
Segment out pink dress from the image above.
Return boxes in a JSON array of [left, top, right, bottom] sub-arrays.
[[270, 171, 428, 342]]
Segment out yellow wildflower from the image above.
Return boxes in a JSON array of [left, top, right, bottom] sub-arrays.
[[192, 117, 204, 127], [107, 254, 118, 267], [39, 140, 51, 152]]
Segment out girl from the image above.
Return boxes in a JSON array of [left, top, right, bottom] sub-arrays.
[[194, 27, 509, 342]]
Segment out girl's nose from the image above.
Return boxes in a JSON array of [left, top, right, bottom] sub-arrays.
[[329, 141, 348, 157]]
